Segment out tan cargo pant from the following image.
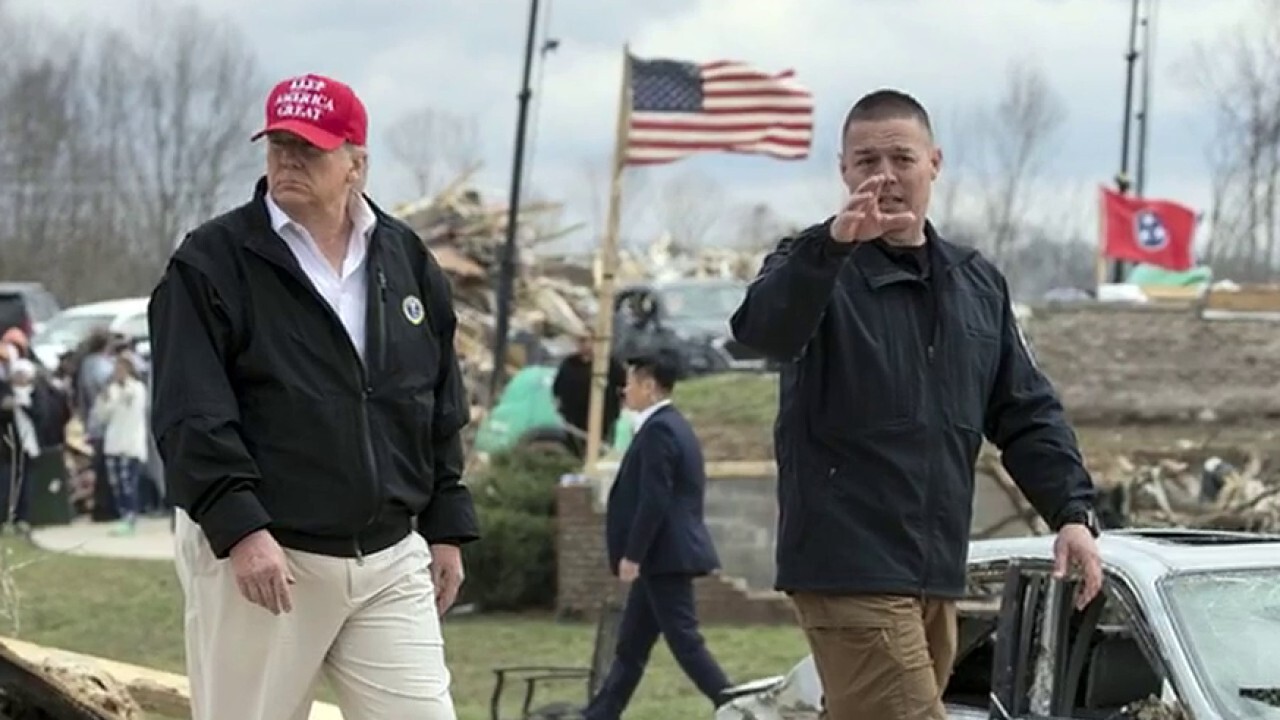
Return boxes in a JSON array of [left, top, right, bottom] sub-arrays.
[[174, 511, 457, 720], [790, 593, 958, 720]]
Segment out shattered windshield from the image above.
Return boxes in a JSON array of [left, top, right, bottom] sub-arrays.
[[1162, 568, 1280, 718]]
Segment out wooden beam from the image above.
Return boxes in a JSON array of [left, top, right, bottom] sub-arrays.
[[0, 637, 344, 719]]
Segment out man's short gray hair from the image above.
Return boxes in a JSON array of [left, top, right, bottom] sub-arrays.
[[345, 142, 369, 194]]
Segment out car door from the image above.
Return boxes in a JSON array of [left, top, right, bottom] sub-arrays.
[[987, 563, 1180, 720]]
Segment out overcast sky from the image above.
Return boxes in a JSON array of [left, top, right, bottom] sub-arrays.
[[13, 0, 1261, 252]]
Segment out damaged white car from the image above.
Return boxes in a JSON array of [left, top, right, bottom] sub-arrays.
[[716, 529, 1280, 719]]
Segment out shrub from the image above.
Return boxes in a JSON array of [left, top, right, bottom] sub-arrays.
[[461, 446, 580, 611]]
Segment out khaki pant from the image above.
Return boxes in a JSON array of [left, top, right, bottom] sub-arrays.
[[174, 511, 456, 720], [791, 593, 957, 720]]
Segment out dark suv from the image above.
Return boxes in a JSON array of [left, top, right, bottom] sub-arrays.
[[0, 282, 61, 340], [611, 278, 771, 377]]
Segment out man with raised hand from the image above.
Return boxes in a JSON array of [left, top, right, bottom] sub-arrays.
[[730, 89, 1102, 720]]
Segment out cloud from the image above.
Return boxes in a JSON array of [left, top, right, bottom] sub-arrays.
[[10, 0, 1258, 252]]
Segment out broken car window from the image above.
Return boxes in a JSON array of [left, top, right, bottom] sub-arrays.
[[1162, 568, 1280, 718]]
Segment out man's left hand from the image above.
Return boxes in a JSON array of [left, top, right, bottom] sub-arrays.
[[618, 559, 640, 583], [429, 543, 465, 617], [1053, 524, 1102, 610]]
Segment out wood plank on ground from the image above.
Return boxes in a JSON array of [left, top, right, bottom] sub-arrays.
[[0, 637, 343, 719]]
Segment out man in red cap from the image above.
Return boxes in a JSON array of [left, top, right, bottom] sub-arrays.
[[149, 73, 478, 720]]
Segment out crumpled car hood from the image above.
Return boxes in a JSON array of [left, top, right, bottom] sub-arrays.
[[714, 656, 822, 720]]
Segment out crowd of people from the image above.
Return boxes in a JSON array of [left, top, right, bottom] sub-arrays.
[[0, 325, 160, 536]]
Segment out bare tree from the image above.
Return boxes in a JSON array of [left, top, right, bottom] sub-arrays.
[[932, 106, 977, 229], [384, 107, 481, 198], [120, 1, 265, 272], [1182, 0, 1280, 280], [731, 202, 792, 251], [969, 61, 1066, 268], [0, 1, 263, 302], [656, 170, 725, 251], [0, 57, 80, 280], [580, 158, 651, 248]]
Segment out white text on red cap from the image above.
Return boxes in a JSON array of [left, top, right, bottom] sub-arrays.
[[274, 84, 336, 123]]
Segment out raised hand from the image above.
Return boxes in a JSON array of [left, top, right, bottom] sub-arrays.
[[830, 174, 917, 244]]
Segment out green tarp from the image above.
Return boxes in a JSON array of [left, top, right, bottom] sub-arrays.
[[1126, 263, 1213, 286]]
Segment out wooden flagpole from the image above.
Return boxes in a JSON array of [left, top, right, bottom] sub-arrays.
[[582, 45, 632, 477]]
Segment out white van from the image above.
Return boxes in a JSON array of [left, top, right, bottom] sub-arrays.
[[31, 297, 150, 369]]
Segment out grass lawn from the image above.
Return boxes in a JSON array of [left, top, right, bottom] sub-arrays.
[[676, 372, 778, 462], [0, 540, 807, 720]]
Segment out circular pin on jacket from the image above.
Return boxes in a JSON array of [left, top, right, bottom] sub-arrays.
[[402, 295, 425, 325]]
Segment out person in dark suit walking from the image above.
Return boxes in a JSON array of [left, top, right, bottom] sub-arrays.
[[584, 350, 732, 720]]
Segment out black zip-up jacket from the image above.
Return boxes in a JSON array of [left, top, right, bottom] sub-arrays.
[[730, 220, 1095, 597], [149, 179, 479, 560]]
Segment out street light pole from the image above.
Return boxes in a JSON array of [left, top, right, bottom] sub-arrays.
[[489, 0, 541, 402]]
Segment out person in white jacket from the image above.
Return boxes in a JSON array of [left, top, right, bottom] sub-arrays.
[[91, 352, 149, 535], [2, 358, 40, 533]]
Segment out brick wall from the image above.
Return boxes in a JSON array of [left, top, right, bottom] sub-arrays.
[[1023, 304, 1280, 423], [556, 484, 794, 625]]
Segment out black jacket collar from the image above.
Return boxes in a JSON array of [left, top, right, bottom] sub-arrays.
[[853, 220, 975, 291], [241, 176, 396, 269]]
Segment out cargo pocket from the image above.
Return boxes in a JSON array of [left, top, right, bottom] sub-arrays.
[[883, 617, 945, 719], [791, 594, 945, 719]]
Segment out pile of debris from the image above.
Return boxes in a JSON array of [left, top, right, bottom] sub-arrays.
[[393, 173, 589, 402], [1129, 695, 1191, 720], [628, 232, 768, 283], [1093, 451, 1280, 533], [973, 446, 1280, 538], [391, 173, 769, 405]]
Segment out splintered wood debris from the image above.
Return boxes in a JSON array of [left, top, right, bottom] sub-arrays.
[[392, 169, 592, 402], [390, 172, 769, 405], [0, 641, 138, 720], [1094, 450, 1280, 532], [971, 444, 1280, 538]]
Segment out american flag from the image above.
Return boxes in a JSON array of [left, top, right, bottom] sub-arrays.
[[624, 55, 814, 166]]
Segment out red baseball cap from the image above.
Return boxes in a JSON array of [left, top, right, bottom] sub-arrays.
[[251, 73, 367, 150]]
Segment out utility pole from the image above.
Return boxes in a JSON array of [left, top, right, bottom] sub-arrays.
[[1111, 0, 1143, 283], [489, 0, 541, 401], [1134, 0, 1156, 198]]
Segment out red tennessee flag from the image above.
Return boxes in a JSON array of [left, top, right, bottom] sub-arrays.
[[1100, 186, 1197, 271]]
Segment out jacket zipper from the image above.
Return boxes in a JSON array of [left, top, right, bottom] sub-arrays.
[[353, 266, 389, 564], [920, 260, 944, 600], [921, 342, 935, 600], [248, 216, 396, 563], [376, 268, 389, 373]]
